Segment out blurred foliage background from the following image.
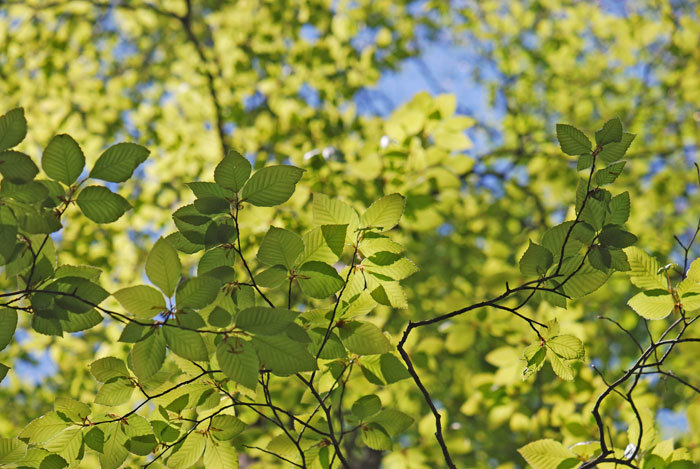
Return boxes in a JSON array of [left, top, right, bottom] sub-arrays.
[[1, 0, 699, 467]]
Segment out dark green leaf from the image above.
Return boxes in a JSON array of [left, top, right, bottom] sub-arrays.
[[0, 108, 27, 151], [214, 149, 251, 192], [235, 307, 297, 335], [297, 261, 345, 298], [176, 276, 221, 309], [0, 151, 39, 184], [588, 246, 611, 271], [41, 135, 85, 185], [519, 241, 553, 277], [252, 334, 316, 376], [556, 124, 591, 155], [594, 117, 623, 146], [598, 132, 636, 164], [76, 186, 131, 223], [599, 226, 637, 248], [594, 161, 626, 185], [90, 142, 149, 183]]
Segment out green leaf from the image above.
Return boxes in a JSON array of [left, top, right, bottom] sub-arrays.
[[541, 221, 583, 262], [360, 193, 405, 232], [560, 256, 611, 298], [163, 324, 208, 361], [256, 265, 288, 288], [0, 108, 27, 151], [313, 193, 359, 240], [595, 117, 623, 146], [130, 331, 166, 381], [216, 339, 259, 390], [518, 439, 578, 469], [588, 246, 611, 271], [0, 151, 39, 184], [364, 252, 418, 281], [547, 335, 584, 360], [0, 363, 9, 384], [214, 149, 251, 192], [235, 307, 298, 335], [0, 308, 18, 351], [146, 237, 182, 297], [556, 124, 592, 155], [76, 185, 131, 223], [523, 344, 546, 379], [607, 191, 630, 225], [124, 434, 157, 456], [194, 196, 230, 215], [168, 431, 206, 469], [352, 395, 381, 419], [297, 261, 345, 299], [203, 440, 239, 469], [628, 407, 658, 454], [628, 291, 674, 320], [198, 246, 236, 276], [241, 165, 304, 206], [598, 132, 636, 164], [41, 135, 85, 185], [577, 154, 593, 171], [599, 227, 637, 248], [299, 224, 347, 264], [594, 161, 626, 185], [39, 453, 68, 469], [360, 423, 392, 450], [210, 414, 246, 440], [369, 409, 414, 436], [94, 375, 135, 406], [257, 226, 304, 269], [113, 285, 166, 319], [0, 437, 27, 464], [54, 397, 90, 422], [338, 321, 392, 355], [519, 241, 553, 277], [89, 357, 129, 382], [19, 412, 71, 444], [176, 276, 221, 309], [252, 335, 316, 376], [625, 247, 667, 290], [89, 142, 149, 183]]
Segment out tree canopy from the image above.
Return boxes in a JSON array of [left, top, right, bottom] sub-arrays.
[[0, 1, 699, 468]]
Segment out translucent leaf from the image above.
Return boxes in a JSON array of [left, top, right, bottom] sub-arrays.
[[54, 397, 90, 422], [352, 395, 382, 419], [18, 412, 71, 445], [235, 307, 297, 335], [0, 437, 27, 464], [519, 241, 553, 277], [518, 439, 578, 469], [41, 135, 85, 185], [547, 335, 584, 360], [203, 440, 239, 469], [216, 339, 259, 390], [360, 423, 392, 450], [313, 193, 359, 241], [146, 237, 182, 297], [299, 224, 347, 264], [546, 349, 575, 380], [297, 261, 345, 298], [360, 193, 405, 232], [167, 431, 206, 469], [338, 321, 392, 355], [90, 142, 149, 183], [164, 325, 208, 361], [628, 292, 674, 320], [628, 407, 658, 454], [113, 285, 166, 319], [130, 332, 166, 381], [0, 108, 27, 151], [241, 165, 304, 207], [257, 226, 303, 269], [76, 186, 131, 223], [214, 149, 251, 192], [210, 414, 246, 440], [89, 357, 129, 382], [556, 124, 591, 155], [252, 335, 316, 376], [369, 409, 414, 436], [95, 377, 134, 406], [176, 276, 221, 309], [625, 247, 668, 291]]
